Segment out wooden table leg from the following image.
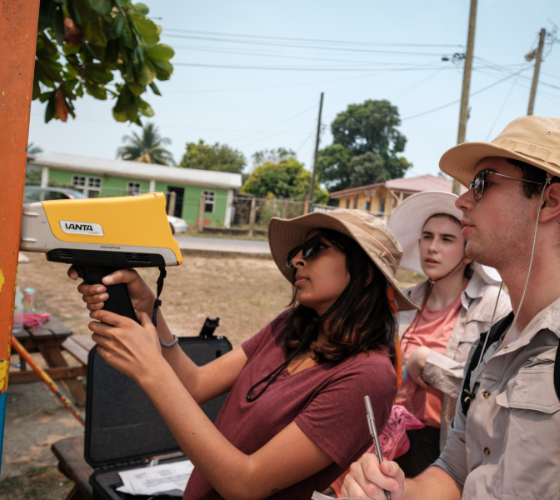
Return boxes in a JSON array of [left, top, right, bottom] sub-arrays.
[[39, 346, 86, 406]]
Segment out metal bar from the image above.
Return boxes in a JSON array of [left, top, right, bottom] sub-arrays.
[[0, 0, 42, 474], [11, 336, 85, 426]]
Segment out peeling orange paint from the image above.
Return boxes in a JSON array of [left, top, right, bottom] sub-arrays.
[[0, 269, 4, 292]]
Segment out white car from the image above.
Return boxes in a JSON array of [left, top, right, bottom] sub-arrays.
[[167, 215, 188, 235]]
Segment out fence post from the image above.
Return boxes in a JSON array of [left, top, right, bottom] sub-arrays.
[[248, 197, 257, 237], [167, 191, 176, 216], [0, 0, 41, 475], [197, 193, 206, 233], [283, 199, 288, 219], [303, 195, 310, 215]]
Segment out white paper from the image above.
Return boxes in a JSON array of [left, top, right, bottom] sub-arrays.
[[311, 492, 354, 500], [116, 460, 194, 497]]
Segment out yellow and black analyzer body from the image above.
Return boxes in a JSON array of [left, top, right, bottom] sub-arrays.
[[20, 192, 182, 322]]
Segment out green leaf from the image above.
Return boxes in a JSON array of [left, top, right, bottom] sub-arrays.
[[75, 83, 84, 97], [53, 7, 65, 45], [87, 0, 113, 15], [133, 95, 148, 109], [128, 11, 157, 36], [38, 90, 54, 103], [85, 64, 114, 84], [126, 102, 139, 122], [82, 19, 108, 46], [142, 31, 159, 44], [149, 81, 161, 96], [107, 14, 125, 39], [32, 72, 41, 100], [127, 82, 145, 96], [84, 81, 107, 100], [136, 60, 155, 85], [133, 2, 149, 15], [146, 43, 174, 61], [113, 106, 128, 122], [70, 0, 99, 23], [139, 104, 154, 117], [103, 38, 119, 64], [64, 64, 79, 78], [45, 93, 57, 122], [63, 43, 80, 55]]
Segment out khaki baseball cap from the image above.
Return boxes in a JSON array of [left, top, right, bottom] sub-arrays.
[[440, 116, 560, 186], [268, 209, 417, 311]]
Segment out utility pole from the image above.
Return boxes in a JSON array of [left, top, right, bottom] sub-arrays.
[[307, 92, 324, 211], [0, 0, 41, 475], [453, 0, 478, 195], [527, 28, 546, 116]]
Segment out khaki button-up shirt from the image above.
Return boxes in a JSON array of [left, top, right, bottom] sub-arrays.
[[434, 295, 560, 500], [399, 271, 511, 449]]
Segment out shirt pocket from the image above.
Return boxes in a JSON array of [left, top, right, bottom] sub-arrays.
[[491, 363, 560, 500]]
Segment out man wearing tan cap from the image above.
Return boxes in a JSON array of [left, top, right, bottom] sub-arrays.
[[341, 116, 560, 500]]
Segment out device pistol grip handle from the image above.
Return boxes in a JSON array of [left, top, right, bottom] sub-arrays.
[[78, 266, 140, 324]]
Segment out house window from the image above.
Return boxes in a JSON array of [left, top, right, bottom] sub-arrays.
[[127, 182, 141, 195], [379, 199, 386, 213], [72, 175, 101, 198], [203, 190, 215, 213], [353, 197, 358, 209], [365, 201, 371, 211], [87, 177, 102, 198], [345, 199, 350, 209], [72, 175, 86, 192]]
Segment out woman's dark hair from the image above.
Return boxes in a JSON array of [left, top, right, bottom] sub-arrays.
[[284, 229, 397, 364]]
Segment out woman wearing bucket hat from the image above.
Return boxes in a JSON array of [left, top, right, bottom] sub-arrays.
[[70, 208, 416, 500], [386, 191, 511, 478]]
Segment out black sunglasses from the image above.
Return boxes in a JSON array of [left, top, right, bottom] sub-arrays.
[[286, 232, 346, 268], [469, 169, 543, 201]]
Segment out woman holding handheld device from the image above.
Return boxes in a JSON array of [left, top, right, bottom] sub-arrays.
[[381, 191, 511, 478], [70, 209, 416, 500]]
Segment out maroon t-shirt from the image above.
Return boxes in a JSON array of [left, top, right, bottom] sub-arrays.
[[184, 311, 397, 500]]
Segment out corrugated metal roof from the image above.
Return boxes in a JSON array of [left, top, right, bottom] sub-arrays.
[[330, 174, 466, 198], [32, 152, 242, 189]]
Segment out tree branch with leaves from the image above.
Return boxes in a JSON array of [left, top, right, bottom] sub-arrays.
[[34, 0, 174, 125]]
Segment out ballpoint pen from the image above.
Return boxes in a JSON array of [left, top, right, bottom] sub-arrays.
[[364, 395, 391, 500]]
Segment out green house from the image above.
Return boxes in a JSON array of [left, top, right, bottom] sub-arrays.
[[31, 153, 242, 227]]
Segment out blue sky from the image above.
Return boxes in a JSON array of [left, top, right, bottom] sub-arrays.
[[29, 0, 560, 180]]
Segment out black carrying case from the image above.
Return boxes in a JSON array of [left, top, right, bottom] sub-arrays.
[[85, 334, 232, 500]]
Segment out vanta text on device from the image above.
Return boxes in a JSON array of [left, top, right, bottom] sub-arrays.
[[59, 220, 104, 236]]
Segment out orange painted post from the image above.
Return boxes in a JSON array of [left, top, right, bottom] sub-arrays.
[[0, 0, 41, 474]]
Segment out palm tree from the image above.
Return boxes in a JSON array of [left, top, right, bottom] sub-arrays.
[[117, 123, 175, 166]]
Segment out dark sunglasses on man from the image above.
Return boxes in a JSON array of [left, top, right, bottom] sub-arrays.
[[286, 232, 346, 268], [469, 169, 543, 201]]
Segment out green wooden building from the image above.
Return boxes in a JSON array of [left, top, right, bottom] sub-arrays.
[[31, 153, 242, 227]]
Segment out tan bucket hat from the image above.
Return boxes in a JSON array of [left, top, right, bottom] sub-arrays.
[[440, 116, 560, 187], [388, 191, 502, 285], [268, 209, 417, 311]]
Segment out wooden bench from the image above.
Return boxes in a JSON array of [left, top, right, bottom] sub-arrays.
[[52, 435, 94, 500], [10, 315, 95, 406]]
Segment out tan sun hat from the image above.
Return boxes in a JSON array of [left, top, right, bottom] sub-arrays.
[[388, 191, 502, 285], [268, 209, 417, 311], [440, 116, 560, 187]]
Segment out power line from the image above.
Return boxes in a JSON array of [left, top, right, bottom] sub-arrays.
[[171, 44, 441, 67], [232, 105, 319, 145], [173, 62, 454, 72], [164, 28, 464, 48], [402, 67, 531, 121], [163, 33, 452, 57]]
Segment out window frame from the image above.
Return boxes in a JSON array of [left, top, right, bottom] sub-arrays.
[[203, 190, 216, 213]]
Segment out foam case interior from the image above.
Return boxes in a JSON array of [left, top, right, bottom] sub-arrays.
[[84, 336, 232, 469]]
